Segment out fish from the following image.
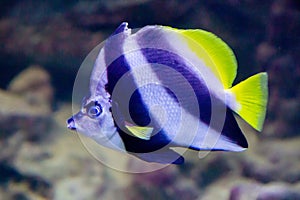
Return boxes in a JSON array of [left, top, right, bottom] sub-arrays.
[[67, 22, 268, 164]]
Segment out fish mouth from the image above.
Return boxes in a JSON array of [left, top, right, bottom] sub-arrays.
[[67, 117, 77, 130]]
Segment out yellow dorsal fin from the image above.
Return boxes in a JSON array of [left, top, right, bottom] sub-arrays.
[[125, 122, 153, 140], [166, 27, 237, 89]]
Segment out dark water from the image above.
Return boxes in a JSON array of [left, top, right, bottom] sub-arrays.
[[0, 0, 299, 199]]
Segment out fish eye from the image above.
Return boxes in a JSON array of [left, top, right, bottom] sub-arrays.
[[85, 101, 102, 118]]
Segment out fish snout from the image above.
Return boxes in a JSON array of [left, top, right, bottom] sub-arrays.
[[67, 117, 76, 130]]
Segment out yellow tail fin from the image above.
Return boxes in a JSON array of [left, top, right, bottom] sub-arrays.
[[227, 72, 268, 131]]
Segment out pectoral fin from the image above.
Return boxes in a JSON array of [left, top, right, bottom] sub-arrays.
[[125, 122, 153, 140]]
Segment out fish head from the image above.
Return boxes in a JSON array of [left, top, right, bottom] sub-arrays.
[[67, 94, 122, 148], [66, 22, 132, 152]]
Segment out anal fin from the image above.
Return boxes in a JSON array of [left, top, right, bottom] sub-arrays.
[[133, 149, 184, 164]]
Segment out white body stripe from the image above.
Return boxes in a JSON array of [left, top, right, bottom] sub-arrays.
[[122, 28, 244, 151]]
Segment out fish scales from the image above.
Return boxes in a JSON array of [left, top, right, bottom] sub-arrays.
[[67, 22, 268, 164]]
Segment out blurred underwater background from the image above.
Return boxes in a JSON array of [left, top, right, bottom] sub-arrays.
[[0, 0, 300, 199]]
